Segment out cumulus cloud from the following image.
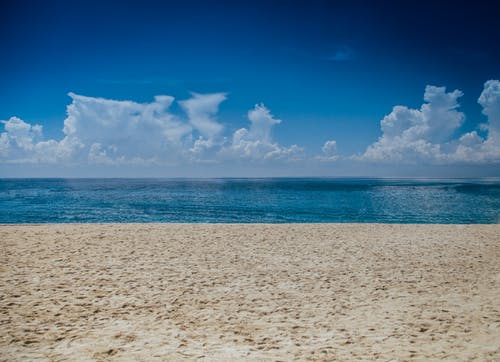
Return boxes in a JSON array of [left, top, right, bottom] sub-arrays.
[[479, 80, 500, 131], [178, 92, 226, 139], [247, 103, 282, 142], [451, 80, 500, 162], [62, 92, 195, 164], [0, 93, 300, 166], [359, 85, 465, 162], [222, 104, 303, 160], [0, 117, 68, 163], [358, 81, 500, 164], [0, 117, 42, 154], [315, 140, 339, 161], [1, 93, 205, 165], [322, 140, 337, 155], [2, 81, 500, 172]]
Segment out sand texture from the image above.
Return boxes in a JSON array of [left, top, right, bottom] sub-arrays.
[[1, 224, 499, 361]]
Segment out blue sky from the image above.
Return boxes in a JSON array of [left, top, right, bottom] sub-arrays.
[[1, 0, 500, 177]]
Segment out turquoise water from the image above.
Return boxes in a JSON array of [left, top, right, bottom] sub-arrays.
[[0, 178, 499, 223]]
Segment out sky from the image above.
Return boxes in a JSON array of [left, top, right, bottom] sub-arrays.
[[1, 0, 500, 177]]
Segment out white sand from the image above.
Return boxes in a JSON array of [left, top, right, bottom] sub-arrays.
[[1, 224, 499, 360]]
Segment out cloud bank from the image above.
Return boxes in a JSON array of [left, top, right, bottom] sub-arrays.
[[0, 93, 299, 166], [1, 80, 500, 175]]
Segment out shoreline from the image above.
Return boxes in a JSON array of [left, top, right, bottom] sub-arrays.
[[1, 223, 499, 360]]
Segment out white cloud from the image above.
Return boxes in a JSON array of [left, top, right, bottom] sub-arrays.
[[178, 92, 226, 139], [0, 117, 59, 163], [0, 93, 301, 167], [63, 92, 193, 164], [420, 86, 465, 143], [358, 85, 461, 162], [222, 104, 303, 160], [375, 86, 464, 145], [458, 131, 483, 147], [322, 140, 337, 155], [1, 93, 196, 165], [358, 81, 500, 164], [315, 140, 339, 161], [247, 103, 282, 142], [478, 80, 500, 132], [450, 80, 500, 163], [1, 117, 41, 152], [2, 81, 499, 174]]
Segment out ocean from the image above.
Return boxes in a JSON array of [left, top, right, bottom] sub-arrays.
[[0, 178, 499, 224]]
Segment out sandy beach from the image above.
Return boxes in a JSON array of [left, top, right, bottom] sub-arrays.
[[1, 224, 499, 361]]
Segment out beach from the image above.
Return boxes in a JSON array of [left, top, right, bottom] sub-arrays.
[[1, 223, 499, 360]]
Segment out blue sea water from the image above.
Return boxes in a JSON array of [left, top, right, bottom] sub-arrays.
[[0, 178, 499, 224]]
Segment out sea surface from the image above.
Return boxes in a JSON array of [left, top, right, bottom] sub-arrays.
[[0, 178, 499, 224]]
